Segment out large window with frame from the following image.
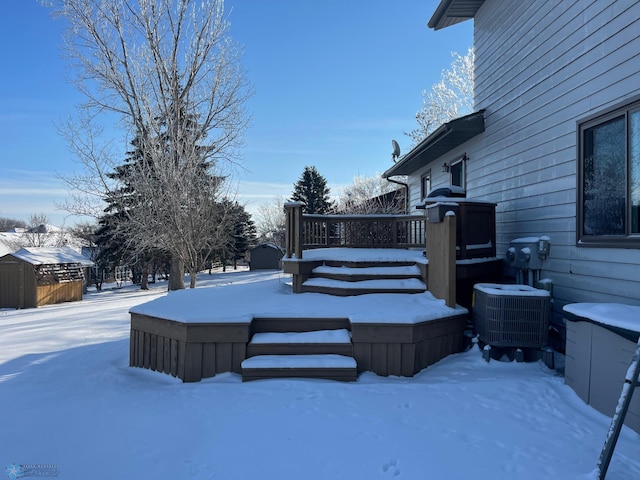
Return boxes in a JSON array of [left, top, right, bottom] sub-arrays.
[[578, 100, 640, 247]]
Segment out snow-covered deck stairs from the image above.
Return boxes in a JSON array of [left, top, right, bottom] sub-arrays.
[[301, 261, 427, 296], [242, 318, 358, 381]]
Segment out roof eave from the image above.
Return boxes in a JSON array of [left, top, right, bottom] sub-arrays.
[[427, 0, 485, 31], [383, 110, 485, 178]]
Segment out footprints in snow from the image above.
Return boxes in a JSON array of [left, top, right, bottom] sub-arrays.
[[382, 459, 401, 477]]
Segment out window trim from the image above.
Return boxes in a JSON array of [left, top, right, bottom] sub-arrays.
[[449, 154, 467, 189], [576, 96, 640, 249], [420, 170, 431, 200]]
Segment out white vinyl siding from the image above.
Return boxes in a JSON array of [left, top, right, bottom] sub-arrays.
[[469, 0, 640, 311], [406, 142, 476, 208]]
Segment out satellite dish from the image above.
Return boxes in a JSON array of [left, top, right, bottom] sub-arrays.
[[391, 140, 401, 162]]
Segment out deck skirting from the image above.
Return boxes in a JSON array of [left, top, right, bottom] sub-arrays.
[[130, 312, 468, 382], [130, 313, 250, 382]]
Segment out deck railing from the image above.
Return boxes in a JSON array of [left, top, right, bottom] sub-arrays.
[[284, 202, 425, 259]]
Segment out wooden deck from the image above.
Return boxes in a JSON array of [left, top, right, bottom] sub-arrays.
[[132, 201, 496, 382]]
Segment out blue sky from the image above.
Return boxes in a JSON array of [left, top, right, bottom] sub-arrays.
[[0, 0, 472, 227]]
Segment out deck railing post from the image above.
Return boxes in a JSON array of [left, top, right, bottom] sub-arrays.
[[284, 202, 303, 259], [426, 205, 457, 308]]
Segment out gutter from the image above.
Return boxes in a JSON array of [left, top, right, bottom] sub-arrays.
[[385, 177, 409, 214]]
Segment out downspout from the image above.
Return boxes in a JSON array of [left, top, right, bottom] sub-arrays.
[[385, 176, 409, 214]]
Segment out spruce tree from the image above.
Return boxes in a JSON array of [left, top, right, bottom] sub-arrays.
[[290, 166, 334, 214]]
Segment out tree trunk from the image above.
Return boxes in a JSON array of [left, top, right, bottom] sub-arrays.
[[189, 267, 197, 288], [140, 262, 149, 290], [169, 257, 185, 291]]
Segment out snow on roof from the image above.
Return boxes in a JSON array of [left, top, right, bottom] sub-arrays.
[[6, 247, 94, 267], [0, 233, 21, 257], [250, 243, 284, 252], [563, 303, 640, 334]]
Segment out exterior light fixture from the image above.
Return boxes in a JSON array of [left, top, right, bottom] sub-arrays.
[[442, 163, 450, 173]]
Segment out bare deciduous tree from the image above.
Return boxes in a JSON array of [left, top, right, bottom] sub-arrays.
[[49, 0, 252, 289], [254, 195, 286, 248], [21, 214, 67, 248], [337, 175, 406, 214], [0, 217, 28, 232], [406, 47, 474, 144]]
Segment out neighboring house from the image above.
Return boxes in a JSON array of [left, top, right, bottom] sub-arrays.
[[249, 243, 284, 270], [384, 0, 640, 329], [0, 247, 94, 308], [0, 232, 22, 258], [340, 187, 407, 215]]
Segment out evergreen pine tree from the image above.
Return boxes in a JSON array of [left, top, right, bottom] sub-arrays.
[[95, 136, 148, 287], [229, 203, 257, 269], [290, 166, 334, 214], [212, 201, 257, 271]]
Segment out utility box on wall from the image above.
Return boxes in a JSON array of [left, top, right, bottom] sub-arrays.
[[506, 237, 550, 271], [505, 236, 551, 287]]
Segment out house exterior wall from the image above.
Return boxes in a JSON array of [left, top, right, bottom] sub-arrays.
[[471, 0, 640, 314], [407, 140, 481, 208], [411, 0, 640, 321]]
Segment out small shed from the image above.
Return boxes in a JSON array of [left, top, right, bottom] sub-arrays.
[[0, 247, 94, 309], [249, 243, 284, 270]]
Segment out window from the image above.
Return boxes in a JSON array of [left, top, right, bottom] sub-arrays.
[[578, 100, 640, 247], [450, 156, 466, 188], [421, 170, 431, 199]]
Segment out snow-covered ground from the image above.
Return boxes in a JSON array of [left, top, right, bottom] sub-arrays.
[[1, 269, 639, 479]]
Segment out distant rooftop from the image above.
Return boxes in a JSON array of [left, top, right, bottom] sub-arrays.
[[6, 247, 94, 267]]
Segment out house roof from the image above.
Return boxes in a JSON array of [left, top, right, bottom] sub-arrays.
[[382, 110, 485, 178], [428, 0, 485, 30], [250, 243, 284, 253], [4, 247, 94, 267]]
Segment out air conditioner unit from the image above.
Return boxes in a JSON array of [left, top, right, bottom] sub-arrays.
[[473, 283, 551, 349]]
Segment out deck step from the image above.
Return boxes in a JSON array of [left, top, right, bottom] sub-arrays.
[[322, 259, 419, 268], [312, 264, 422, 282], [241, 354, 358, 382], [301, 277, 427, 296], [251, 317, 350, 333], [250, 329, 352, 344], [246, 329, 354, 357]]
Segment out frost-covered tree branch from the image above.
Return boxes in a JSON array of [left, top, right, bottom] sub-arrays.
[[254, 195, 286, 248], [406, 47, 474, 145]]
